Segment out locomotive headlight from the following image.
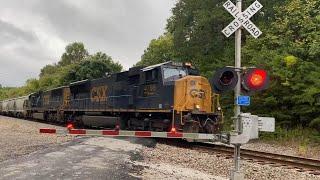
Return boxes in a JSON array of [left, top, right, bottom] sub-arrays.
[[184, 62, 192, 67], [195, 104, 200, 109]]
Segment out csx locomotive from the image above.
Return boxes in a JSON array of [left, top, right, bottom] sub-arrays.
[[0, 62, 222, 134]]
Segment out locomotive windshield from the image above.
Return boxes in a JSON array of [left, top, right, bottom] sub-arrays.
[[163, 67, 187, 82]]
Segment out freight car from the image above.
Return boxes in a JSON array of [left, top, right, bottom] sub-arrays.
[[0, 96, 29, 117], [1, 100, 8, 115], [0, 101, 2, 115], [0, 62, 222, 134]]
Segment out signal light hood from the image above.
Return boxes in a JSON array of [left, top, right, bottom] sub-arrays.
[[211, 67, 239, 94]]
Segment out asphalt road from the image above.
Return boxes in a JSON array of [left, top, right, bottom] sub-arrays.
[[0, 136, 154, 180]]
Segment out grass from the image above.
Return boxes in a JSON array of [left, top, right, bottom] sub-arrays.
[[259, 126, 320, 156], [222, 115, 320, 155], [260, 126, 320, 144], [223, 117, 320, 156]]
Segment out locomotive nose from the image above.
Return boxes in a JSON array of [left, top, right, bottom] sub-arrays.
[[174, 76, 212, 113]]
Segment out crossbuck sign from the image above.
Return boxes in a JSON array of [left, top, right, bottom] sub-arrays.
[[222, 0, 263, 38]]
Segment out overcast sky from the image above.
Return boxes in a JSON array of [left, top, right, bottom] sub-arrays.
[[0, 0, 176, 87]]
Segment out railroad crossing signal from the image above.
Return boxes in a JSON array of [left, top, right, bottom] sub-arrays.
[[221, 1, 266, 179], [211, 67, 269, 94], [222, 0, 263, 38]]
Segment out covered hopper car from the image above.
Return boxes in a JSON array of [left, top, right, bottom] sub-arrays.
[[0, 96, 29, 117]]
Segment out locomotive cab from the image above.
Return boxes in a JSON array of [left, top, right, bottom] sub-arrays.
[[139, 62, 222, 134]]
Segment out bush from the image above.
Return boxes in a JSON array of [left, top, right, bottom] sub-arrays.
[[309, 117, 320, 132]]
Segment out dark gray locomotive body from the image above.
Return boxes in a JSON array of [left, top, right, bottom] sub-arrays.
[[0, 62, 222, 134]]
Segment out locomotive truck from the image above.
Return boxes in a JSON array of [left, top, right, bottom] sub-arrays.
[[0, 62, 222, 134]]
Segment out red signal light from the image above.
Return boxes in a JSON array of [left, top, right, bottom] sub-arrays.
[[248, 69, 267, 88], [242, 68, 269, 93]]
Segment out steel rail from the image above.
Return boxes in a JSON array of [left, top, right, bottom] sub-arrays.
[[156, 139, 320, 175], [194, 143, 320, 175]]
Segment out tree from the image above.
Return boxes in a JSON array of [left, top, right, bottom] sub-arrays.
[[24, 78, 41, 93], [242, 0, 320, 128], [137, 33, 176, 66], [58, 42, 89, 66], [166, 0, 235, 77], [39, 64, 58, 77], [90, 52, 123, 73], [62, 52, 123, 84], [166, 0, 284, 78], [138, 0, 320, 132]]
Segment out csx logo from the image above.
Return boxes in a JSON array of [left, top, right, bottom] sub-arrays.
[[190, 89, 206, 99], [91, 86, 107, 102]]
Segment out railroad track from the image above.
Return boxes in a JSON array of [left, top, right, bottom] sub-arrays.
[[199, 143, 320, 175], [158, 139, 320, 175]]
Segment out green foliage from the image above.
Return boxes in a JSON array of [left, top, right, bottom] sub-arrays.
[[39, 64, 58, 78], [138, 0, 320, 132], [58, 42, 89, 66], [284, 55, 298, 67], [62, 52, 122, 84], [137, 34, 176, 66], [260, 126, 320, 145], [89, 52, 122, 73], [243, 0, 320, 128], [309, 117, 320, 132], [166, 0, 234, 78]]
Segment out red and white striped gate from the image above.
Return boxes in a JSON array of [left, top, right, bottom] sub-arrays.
[[39, 128, 224, 140]]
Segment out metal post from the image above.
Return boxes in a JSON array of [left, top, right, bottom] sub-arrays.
[[231, 0, 244, 179]]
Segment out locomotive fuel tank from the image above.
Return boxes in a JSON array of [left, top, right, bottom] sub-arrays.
[[82, 115, 120, 128]]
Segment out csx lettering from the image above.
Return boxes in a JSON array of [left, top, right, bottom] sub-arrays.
[[91, 86, 107, 102]]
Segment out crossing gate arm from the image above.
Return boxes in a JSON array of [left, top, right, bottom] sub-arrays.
[[39, 128, 229, 141], [39, 113, 274, 144]]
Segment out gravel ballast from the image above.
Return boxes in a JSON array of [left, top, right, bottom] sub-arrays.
[[0, 115, 70, 162], [142, 142, 320, 180], [242, 141, 320, 160]]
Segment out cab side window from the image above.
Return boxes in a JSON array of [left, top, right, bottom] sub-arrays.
[[145, 69, 158, 82]]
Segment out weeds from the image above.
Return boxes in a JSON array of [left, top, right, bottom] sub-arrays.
[[259, 126, 320, 154]]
